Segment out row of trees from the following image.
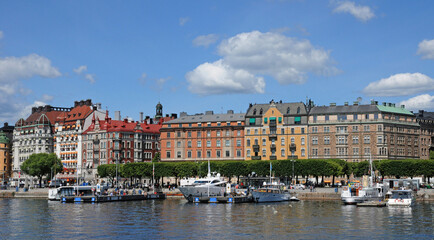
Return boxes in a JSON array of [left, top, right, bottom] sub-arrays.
[[98, 159, 434, 185]]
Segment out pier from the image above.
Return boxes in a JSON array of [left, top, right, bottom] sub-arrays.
[[60, 193, 166, 203]]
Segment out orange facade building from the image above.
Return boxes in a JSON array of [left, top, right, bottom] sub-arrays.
[[160, 110, 245, 161]]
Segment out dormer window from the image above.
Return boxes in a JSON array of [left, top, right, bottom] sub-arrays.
[[297, 107, 300, 114], [253, 109, 257, 115], [260, 108, 263, 115], [287, 107, 290, 114]]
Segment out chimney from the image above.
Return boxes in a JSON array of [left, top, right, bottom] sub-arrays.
[[171, 113, 177, 119], [344, 102, 348, 106], [180, 112, 187, 117], [382, 102, 387, 106], [74, 101, 79, 107], [32, 107, 37, 114], [419, 110, 424, 116], [227, 110, 234, 114], [353, 101, 359, 106], [115, 111, 121, 121], [330, 103, 336, 107], [205, 111, 214, 115], [85, 99, 92, 106], [140, 112, 143, 122], [401, 105, 405, 109]]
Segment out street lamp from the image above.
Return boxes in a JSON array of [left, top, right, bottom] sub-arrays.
[[290, 160, 296, 185]]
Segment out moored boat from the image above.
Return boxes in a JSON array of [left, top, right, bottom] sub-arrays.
[[251, 183, 291, 203], [387, 189, 415, 207]]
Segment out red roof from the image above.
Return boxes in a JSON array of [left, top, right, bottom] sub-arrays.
[[56, 105, 93, 125], [83, 114, 162, 135]]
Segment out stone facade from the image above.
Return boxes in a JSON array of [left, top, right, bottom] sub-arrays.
[[415, 110, 434, 159], [308, 101, 419, 162]]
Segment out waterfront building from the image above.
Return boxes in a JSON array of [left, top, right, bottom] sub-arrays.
[[415, 110, 434, 159], [81, 109, 168, 180], [160, 110, 245, 161], [0, 123, 14, 143], [308, 101, 419, 162], [0, 131, 11, 182], [244, 100, 309, 160], [12, 105, 70, 179], [54, 99, 105, 182]]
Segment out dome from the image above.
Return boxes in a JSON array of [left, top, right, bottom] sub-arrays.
[[156, 102, 163, 109], [0, 132, 9, 144], [36, 114, 50, 125]]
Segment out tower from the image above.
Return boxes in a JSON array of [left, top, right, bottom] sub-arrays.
[[155, 102, 163, 120]]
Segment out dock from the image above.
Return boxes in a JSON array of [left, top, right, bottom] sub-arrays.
[[356, 201, 387, 207], [192, 195, 253, 204], [61, 193, 166, 203]]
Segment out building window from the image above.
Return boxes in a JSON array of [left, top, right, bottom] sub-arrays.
[[281, 138, 285, 146], [353, 126, 358, 132], [353, 114, 358, 120], [301, 137, 305, 145], [197, 141, 202, 147], [324, 136, 330, 145], [281, 149, 285, 157], [197, 151, 202, 158], [325, 115, 329, 121], [365, 114, 369, 120], [217, 131, 221, 137], [364, 125, 370, 132], [207, 141, 211, 147], [207, 131, 211, 137], [364, 147, 370, 155], [177, 151, 182, 158], [281, 128, 285, 134], [216, 150, 221, 158], [262, 129, 266, 134], [167, 132, 171, 138], [254, 129, 258, 135], [353, 147, 359, 155], [312, 137, 318, 145], [312, 127, 318, 133], [247, 129, 250, 135], [247, 139, 251, 147], [226, 151, 230, 157], [364, 136, 370, 144], [167, 141, 171, 148], [324, 148, 329, 156], [291, 128, 295, 134], [352, 136, 359, 144], [262, 139, 266, 146], [177, 141, 181, 148], [237, 150, 241, 157], [166, 151, 171, 158], [206, 151, 211, 158], [197, 131, 201, 137], [187, 151, 191, 158], [237, 131, 241, 136], [247, 149, 251, 157], [226, 140, 230, 147], [187, 141, 192, 148], [216, 140, 221, 147], [187, 131, 192, 138], [262, 149, 266, 157], [236, 140, 241, 147], [291, 137, 295, 144], [377, 136, 383, 144], [312, 148, 318, 156], [177, 131, 181, 137]]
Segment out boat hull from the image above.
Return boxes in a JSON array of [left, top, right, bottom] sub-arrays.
[[179, 186, 226, 202], [251, 191, 290, 203]]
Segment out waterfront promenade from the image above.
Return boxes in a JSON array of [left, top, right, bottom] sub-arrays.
[[2, 187, 434, 201]]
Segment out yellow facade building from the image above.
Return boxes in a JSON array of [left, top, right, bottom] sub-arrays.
[[244, 100, 310, 160]]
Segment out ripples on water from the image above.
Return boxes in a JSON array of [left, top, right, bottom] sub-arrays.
[[0, 199, 432, 239]]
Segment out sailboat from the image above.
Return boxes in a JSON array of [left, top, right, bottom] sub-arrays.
[[251, 162, 291, 203], [341, 155, 386, 205], [178, 161, 227, 202]]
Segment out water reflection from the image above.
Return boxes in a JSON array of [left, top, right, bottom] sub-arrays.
[[0, 199, 432, 239]]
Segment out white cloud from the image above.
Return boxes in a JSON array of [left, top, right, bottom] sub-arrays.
[[179, 17, 189, 26], [186, 59, 265, 95], [73, 65, 96, 83], [0, 31, 3, 39], [193, 34, 219, 47], [73, 65, 87, 74], [333, 1, 375, 22], [0, 54, 61, 84], [417, 39, 434, 60], [40, 94, 53, 102], [400, 94, 434, 111], [363, 73, 434, 97], [138, 73, 147, 85]]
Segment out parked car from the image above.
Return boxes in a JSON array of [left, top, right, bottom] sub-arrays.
[[295, 184, 306, 190]]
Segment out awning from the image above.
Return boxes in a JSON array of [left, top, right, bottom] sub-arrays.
[[295, 116, 301, 122], [270, 117, 276, 120], [249, 118, 256, 123]]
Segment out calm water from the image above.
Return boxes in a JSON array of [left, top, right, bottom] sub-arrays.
[[0, 198, 432, 239]]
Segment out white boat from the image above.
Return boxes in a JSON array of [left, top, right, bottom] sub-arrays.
[[48, 186, 97, 201], [251, 183, 291, 203], [341, 155, 386, 205], [387, 189, 415, 207], [179, 162, 228, 202]]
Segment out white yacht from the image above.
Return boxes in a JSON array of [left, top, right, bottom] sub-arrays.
[[387, 189, 415, 207], [341, 156, 386, 205], [179, 162, 228, 202]]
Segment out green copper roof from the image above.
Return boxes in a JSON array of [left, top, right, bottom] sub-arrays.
[[376, 105, 414, 116], [0, 131, 9, 144]]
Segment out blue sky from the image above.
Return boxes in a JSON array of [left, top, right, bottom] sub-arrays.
[[1, 1, 434, 123]]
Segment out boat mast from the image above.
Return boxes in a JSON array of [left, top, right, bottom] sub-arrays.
[[270, 161, 272, 184], [369, 154, 373, 187]]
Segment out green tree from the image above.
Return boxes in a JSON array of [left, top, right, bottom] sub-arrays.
[[152, 152, 161, 162], [20, 153, 62, 187]]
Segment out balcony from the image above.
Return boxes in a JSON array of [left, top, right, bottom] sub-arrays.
[[253, 144, 260, 153], [251, 156, 261, 160], [268, 134, 277, 140], [270, 156, 277, 160], [270, 144, 276, 150]]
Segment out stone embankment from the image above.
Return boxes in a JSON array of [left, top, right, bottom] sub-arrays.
[[1, 188, 433, 201]]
